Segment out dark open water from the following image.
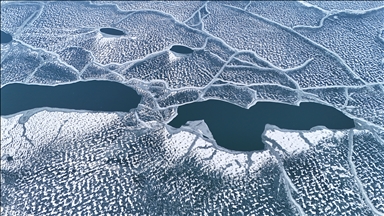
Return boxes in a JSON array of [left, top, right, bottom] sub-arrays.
[[1, 81, 354, 151], [169, 100, 354, 151], [0, 81, 141, 115], [1, 30, 12, 43]]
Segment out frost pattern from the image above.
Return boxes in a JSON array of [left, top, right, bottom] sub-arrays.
[[1, 1, 384, 215]]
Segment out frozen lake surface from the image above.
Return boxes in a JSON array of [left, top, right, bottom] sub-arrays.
[[1, 1, 383, 215]]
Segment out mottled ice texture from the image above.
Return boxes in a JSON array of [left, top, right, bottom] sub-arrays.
[[2, 110, 383, 215], [1, 111, 296, 215], [91, 1, 206, 23], [309, 1, 384, 11], [1, 1, 384, 215], [264, 126, 384, 215], [0, 3, 42, 34], [247, 1, 327, 28], [296, 8, 384, 83]]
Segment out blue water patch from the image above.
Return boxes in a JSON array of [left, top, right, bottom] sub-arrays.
[[1, 30, 12, 43], [1, 81, 141, 115], [100, 28, 125, 36], [170, 45, 194, 54], [169, 100, 355, 151], [1, 79, 354, 152]]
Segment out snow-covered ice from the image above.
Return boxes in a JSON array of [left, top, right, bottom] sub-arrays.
[[1, 1, 383, 215]]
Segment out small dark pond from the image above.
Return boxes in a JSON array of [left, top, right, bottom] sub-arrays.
[[1, 30, 12, 43], [0, 81, 141, 115], [169, 100, 355, 151], [100, 28, 125, 36], [170, 45, 194, 54]]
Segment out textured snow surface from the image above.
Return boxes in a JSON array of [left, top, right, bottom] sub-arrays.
[[1, 1, 384, 215]]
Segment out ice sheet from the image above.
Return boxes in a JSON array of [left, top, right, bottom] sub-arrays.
[[1, 1, 384, 215]]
